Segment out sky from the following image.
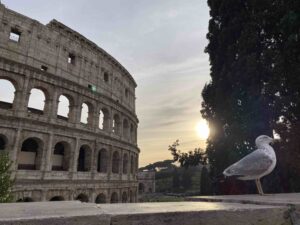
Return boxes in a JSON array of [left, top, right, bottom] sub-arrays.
[[1, 0, 211, 167]]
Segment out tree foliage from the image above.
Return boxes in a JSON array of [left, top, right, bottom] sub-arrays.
[[202, 0, 300, 193], [0, 152, 12, 203], [139, 160, 175, 172], [168, 140, 207, 168]]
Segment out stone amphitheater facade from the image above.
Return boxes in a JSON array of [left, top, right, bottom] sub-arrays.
[[0, 3, 139, 203]]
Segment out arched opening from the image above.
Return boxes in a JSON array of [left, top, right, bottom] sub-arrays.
[[18, 138, 42, 170], [97, 149, 108, 173], [77, 145, 91, 172], [52, 142, 70, 171], [99, 110, 104, 130], [129, 190, 133, 203], [57, 95, 71, 121], [125, 89, 129, 98], [110, 192, 118, 203], [95, 193, 106, 204], [130, 155, 134, 174], [50, 196, 64, 201], [0, 79, 15, 109], [104, 72, 109, 83], [76, 194, 89, 203], [123, 153, 128, 174], [123, 119, 129, 139], [112, 151, 120, 174], [135, 157, 138, 173], [0, 135, 7, 151], [80, 103, 89, 124], [27, 88, 46, 115], [130, 124, 134, 142], [17, 197, 34, 202], [139, 183, 145, 194], [122, 192, 128, 203], [112, 114, 121, 135], [101, 108, 110, 131]]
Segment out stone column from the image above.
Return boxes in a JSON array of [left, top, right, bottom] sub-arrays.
[[91, 142, 97, 179], [71, 137, 80, 179], [107, 145, 113, 180], [120, 149, 124, 180], [42, 132, 54, 176], [13, 77, 30, 117], [91, 110, 99, 130], [10, 128, 22, 176], [48, 89, 58, 122]]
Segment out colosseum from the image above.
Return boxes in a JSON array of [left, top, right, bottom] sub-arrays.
[[0, 3, 139, 203]]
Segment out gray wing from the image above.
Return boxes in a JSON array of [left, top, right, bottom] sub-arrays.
[[223, 149, 273, 177]]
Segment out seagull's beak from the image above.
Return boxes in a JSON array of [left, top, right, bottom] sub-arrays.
[[271, 138, 280, 144]]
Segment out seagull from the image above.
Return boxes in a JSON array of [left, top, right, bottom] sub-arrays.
[[223, 135, 276, 195]]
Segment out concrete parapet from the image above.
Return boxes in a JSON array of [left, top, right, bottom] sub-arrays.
[[0, 200, 293, 225]]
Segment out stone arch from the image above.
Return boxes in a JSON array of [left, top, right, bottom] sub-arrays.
[[0, 134, 8, 151], [122, 192, 128, 203], [112, 151, 120, 174], [18, 137, 43, 170], [99, 108, 110, 130], [57, 94, 72, 121], [130, 155, 134, 174], [52, 141, 71, 171], [123, 119, 129, 139], [50, 196, 64, 201], [80, 103, 89, 124], [76, 193, 89, 203], [27, 88, 47, 115], [77, 145, 92, 172], [0, 79, 16, 109], [97, 148, 108, 173], [95, 193, 106, 204], [110, 192, 118, 203], [130, 123, 134, 142], [139, 183, 145, 194], [80, 101, 94, 125], [112, 114, 121, 135], [122, 153, 128, 174]]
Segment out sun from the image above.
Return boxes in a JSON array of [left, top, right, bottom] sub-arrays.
[[196, 120, 210, 140]]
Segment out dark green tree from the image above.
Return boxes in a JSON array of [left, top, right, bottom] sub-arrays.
[[0, 152, 12, 203], [202, 0, 300, 193], [181, 169, 192, 190], [168, 140, 207, 168], [172, 168, 180, 191], [200, 167, 213, 195], [139, 160, 175, 172]]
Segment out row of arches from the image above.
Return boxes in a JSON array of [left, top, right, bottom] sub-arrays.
[[17, 191, 136, 203], [0, 79, 137, 143], [0, 135, 138, 174]]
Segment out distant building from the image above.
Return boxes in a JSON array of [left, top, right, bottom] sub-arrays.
[[138, 171, 155, 194]]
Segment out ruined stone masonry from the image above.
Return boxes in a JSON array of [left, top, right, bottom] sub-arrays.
[[138, 171, 155, 195], [0, 3, 139, 203]]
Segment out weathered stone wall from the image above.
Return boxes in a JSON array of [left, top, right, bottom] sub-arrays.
[[0, 3, 139, 203], [138, 171, 155, 194]]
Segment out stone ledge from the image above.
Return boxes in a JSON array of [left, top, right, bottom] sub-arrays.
[[185, 193, 300, 206], [0, 201, 291, 225]]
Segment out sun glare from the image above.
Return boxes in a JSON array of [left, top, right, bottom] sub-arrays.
[[196, 120, 209, 140]]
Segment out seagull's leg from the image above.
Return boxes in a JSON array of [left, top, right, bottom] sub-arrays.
[[258, 179, 264, 195], [255, 179, 261, 195]]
